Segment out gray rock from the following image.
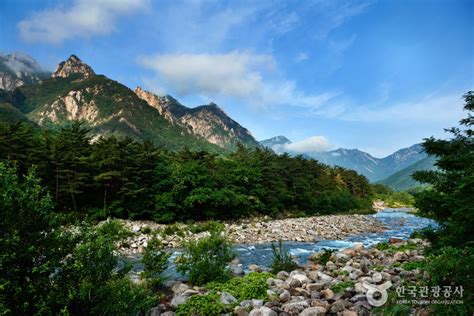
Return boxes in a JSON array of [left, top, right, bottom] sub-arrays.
[[316, 271, 333, 282], [292, 273, 311, 284], [279, 289, 291, 302], [307, 282, 326, 293], [277, 271, 290, 280], [249, 306, 277, 316], [161, 312, 175, 316], [282, 301, 309, 314], [299, 306, 327, 315], [145, 307, 161, 316], [231, 265, 244, 276], [171, 282, 189, 294], [329, 300, 346, 313], [249, 264, 262, 272], [234, 306, 249, 316], [252, 299, 264, 308], [286, 276, 302, 288], [320, 288, 334, 300], [220, 291, 238, 305], [170, 294, 187, 308]]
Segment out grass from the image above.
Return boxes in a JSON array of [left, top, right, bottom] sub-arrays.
[[331, 281, 355, 293]]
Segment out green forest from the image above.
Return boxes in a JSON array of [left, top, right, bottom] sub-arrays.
[[0, 121, 373, 223]]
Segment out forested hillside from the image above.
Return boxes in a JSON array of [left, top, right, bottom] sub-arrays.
[[0, 121, 373, 222]]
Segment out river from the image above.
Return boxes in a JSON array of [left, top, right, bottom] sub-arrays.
[[128, 208, 437, 280]]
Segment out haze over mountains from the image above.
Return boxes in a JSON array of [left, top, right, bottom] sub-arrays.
[[0, 52, 435, 189], [260, 135, 434, 186]]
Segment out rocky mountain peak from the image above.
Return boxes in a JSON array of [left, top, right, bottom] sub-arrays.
[[0, 52, 50, 91], [52, 54, 95, 78]]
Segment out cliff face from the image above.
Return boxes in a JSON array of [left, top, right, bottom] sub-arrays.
[[134, 87, 260, 150], [52, 55, 95, 78]]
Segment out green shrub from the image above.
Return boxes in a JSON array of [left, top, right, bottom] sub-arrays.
[[142, 236, 170, 289], [312, 248, 336, 265], [176, 231, 235, 285], [400, 261, 425, 271], [376, 242, 390, 251], [205, 272, 273, 301], [269, 240, 299, 273], [161, 223, 185, 237], [175, 292, 226, 316]]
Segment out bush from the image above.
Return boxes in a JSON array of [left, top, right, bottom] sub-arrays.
[[142, 236, 170, 289], [331, 281, 354, 293], [311, 248, 336, 265], [176, 230, 235, 285], [175, 292, 226, 316], [205, 272, 273, 301], [269, 240, 299, 273], [188, 220, 225, 234]]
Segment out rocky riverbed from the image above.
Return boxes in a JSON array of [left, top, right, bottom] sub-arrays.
[[149, 238, 430, 316], [113, 214, 386, 254]]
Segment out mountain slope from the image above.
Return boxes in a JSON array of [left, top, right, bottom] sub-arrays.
[[377, 156, 437, 190], [134, 87, 259, 150], [260, 135, 291, 153], [4, 55, 224, 153], [0, 52, 50, 91]]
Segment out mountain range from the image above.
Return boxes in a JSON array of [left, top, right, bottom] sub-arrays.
[[0, 53, 259, 152], [0, 52, 435, 189], [260, 136, 435, 187]]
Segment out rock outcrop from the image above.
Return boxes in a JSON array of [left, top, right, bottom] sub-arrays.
[[52, 54, 95, 78], [134, 87, 260, 150]]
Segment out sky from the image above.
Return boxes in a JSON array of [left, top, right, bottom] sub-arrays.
[[1, 0, 473, 157]]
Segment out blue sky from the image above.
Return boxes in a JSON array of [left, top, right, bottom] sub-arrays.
[[1, 0, 473, 156]]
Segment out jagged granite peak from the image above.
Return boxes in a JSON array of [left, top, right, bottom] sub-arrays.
[[52, 54, 95, 78], [134, 86, 260, 150], [0, 52, 50, 91], [259, 136, 292, 154]]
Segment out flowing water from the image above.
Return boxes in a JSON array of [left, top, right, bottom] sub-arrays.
[[127, 208, 437, 280]]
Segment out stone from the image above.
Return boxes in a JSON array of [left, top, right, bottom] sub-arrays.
[[372, 272, 382, 284], [341, 310, 358, 316], [220, 291, 238, 305], [249, 306, 277, 316], [252, 299, 264, 308], [341, 248, 356, 257], [306, 282, 326, 293], [161, 312, 175, 316], [281, 301, 309, 314], [249, 264, 262, 272], [335, 253, 350, 262], [277, 271, 290, 280], [279, 289, 291, 302], [171, 282, 189, 294], [170, 294, 187, 308], [145, 307, 161, 316], [292, 273, 311, 284], [231, 265, 244, 275], [286, 276, 302, 288], [389, 237, 403, 244], [298, 306, 326, 316], [234, 306, 249, 316], [329, 300, 346, 313], [352, 243, 364, 252], [320, 288, 334, 300], [316, 271, 333, 282], [241, 300, 253, 309]]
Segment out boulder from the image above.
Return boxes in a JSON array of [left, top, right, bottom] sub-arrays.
[[286, 276, 302, 288], [298, 306, 327, 315], [234, 306, 249, 316], [249, 306, 277, 316], [388, 237, 403, 244], [161, 312, 175, 316], [279, 289, 291, 302], [145, 307, 161, 316], [341, 310, 358, 316], [171, 283, 189, 294], [320, 288, 334, 300], [249, 264, 262, 272], [282, 301, 310, 314], [306, 282, 326, 293], [220, 291, 238, 305], [277, 271, 290, 280], [292, 273, 311, 284]]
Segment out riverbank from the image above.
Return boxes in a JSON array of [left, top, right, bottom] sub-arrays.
[[112, 214, 386, 254], [153, 238, 431, 315]]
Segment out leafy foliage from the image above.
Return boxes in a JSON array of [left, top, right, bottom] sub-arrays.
[[176, 231, 235, 285], [205, 272, 273, 301], [311, 248, 336, 265], [269, 240, 299, 273]]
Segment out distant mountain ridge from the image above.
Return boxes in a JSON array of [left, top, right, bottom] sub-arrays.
[[377, 156, 437, 190], [260, 136, 429, 182], [0, 52, 50, 91]]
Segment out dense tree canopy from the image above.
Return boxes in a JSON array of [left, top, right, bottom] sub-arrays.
[[0, 121, 372, 222]]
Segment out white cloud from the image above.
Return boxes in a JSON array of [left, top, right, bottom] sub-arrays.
[[138, 51, 338, 110], [284, 136, 332, 153], [137, 51, 274, 99], [18, 0, 149, 43]]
